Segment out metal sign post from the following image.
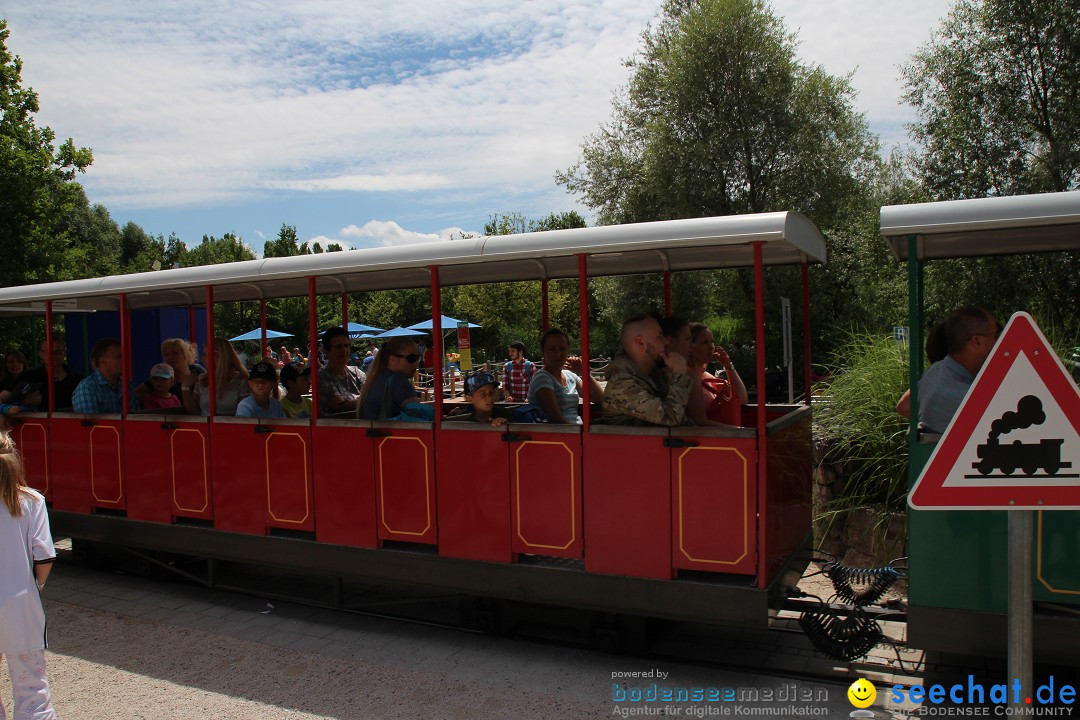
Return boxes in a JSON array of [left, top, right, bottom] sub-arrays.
[[1008, 510, 1033, 708]]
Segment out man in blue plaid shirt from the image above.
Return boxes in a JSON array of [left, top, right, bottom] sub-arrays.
[[72, 338, 140, 414]]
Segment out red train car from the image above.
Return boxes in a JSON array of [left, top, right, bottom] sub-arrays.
[[0, 213, 824, 628]]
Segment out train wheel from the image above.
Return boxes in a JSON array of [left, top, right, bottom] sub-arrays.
[[974, 460, 995, 475], [1043, 462, 1061, 476], [1022, 464, 1039, 476], [1000, 465, 1016, 476]]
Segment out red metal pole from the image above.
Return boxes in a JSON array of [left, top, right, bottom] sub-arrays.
[[308, 276, 319, 421], [802, 263, 811, 405], [45, 302, 55, 415], [541, 279, 550, 331], [260, 299, 268, 361], [430, 265, 443, 428], [205, 286, 216, 418], [663, 271, 672, 316], [577, 254, 591, 429], [753, 242, 768, 589], [120, 294, 130, 418]]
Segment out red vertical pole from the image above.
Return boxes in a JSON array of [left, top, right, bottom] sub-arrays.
[[205, 286, 216, 418], [541, 279, 550, 331], [120, 294, 130, 418], [430, 266, 443, 428], [341, 292, 349, 329], [663, 271, 672, 316], [308, 276, 319, 421], [44, 302, 55, 415], [577, 254, 591, 430], [260, 299, 268, 361], [802, 263, 812, 406], [753, 242, 768, 589]]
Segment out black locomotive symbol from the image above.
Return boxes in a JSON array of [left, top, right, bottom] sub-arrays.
[[971, 395, 1072, 476]]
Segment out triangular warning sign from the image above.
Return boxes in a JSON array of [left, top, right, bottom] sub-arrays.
[[910, 312, 1080, 510]]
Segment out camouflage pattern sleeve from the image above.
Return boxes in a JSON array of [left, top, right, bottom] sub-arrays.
[[602, 366, 693, 426]]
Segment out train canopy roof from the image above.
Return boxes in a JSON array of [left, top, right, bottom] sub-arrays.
[[0, 212, 825, 313], [880, 191, 1080, 261]]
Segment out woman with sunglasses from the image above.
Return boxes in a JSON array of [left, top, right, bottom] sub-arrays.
[[357, 337, 422, 420]]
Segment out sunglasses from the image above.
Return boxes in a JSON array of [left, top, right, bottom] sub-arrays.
[[394, 353, 420, 363]]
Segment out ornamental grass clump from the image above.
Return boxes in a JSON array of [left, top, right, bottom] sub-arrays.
[[813, 330, 910, 538]]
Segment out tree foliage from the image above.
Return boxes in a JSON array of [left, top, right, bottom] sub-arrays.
[[557, 0, 892, 365], [901, 0, 1080, 198]]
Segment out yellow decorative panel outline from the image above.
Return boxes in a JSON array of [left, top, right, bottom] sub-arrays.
[[170, 428, 209, 513], [514, 441, 576, 550], [377, 435, 431, 536], [90, 425, 123, 504], [1036, 510, 1080, 596], [18, 422, 49, 495], [677, 446, 749, 565], [265, 432, 310, 524]]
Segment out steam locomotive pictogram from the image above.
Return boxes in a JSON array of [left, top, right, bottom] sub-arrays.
[[971, 395, 1072, 476]]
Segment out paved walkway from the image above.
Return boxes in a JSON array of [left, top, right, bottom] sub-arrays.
[[0, 558, 925, 719]]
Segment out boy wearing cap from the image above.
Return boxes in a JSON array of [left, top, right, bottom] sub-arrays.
[[236, 362, 286, 418], [447, 372, 512, 427], [141, 363, 182, 410], [279, 364, 313, 418]]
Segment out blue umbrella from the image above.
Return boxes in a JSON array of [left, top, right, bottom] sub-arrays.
[[407, 315, 481, 331], [228, 328, 294, 342], [373, 326, 430, 339], [346, 321, 384, 335]]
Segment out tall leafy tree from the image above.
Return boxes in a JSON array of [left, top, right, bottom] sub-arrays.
[[901, 0, 1080, 198], [0, 19, 93, 288], [556, 0, 890, 361], [901, 0, 1080, 330]]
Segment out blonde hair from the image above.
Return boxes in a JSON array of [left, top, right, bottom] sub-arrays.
[[161, 338, 197, 367], [0, 432, 29, 518], [200, 337, 249, 398], [356, 337, 418, 410]]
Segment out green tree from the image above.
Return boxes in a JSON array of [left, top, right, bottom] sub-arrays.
[[0, 19, 93, 289], [901, 0, 1080, 330], [556, 0, 891, 363], [183, 233, 256, 267], [901, 0, 1079, 198]]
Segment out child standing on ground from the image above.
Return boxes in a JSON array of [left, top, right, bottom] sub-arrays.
[[0, 432, 59, 719], [141, 363, 182, 410], [279, 364, 313, 418], [235, 362, 286, 418]]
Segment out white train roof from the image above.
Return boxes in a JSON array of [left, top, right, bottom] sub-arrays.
[[0, 212, 824, 313], [880, 191, 1080, 261]]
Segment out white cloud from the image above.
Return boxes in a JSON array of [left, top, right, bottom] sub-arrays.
[[4, 0, 949, 224], [335, 220, 475, 248]]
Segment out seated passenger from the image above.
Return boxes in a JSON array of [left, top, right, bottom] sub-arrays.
[[72, 338, 141, 414], [896, 322, 947, 419], [236, 362, 286, 418], [279, 364, 313, 418], [917, 306, 997, 434], [319, 327, 366, 414], [358, 337, 422, 420], [0, 382, 41, 415], [140, 363, 182, 410], [446, 372, 512, 426], [137, 338, 203, 401], [601, 314, 692, 426], [0, 337, 82, 411], [687, 322, 748, 426], [527, 328, 604, 425], [181, 337, 249, 416]]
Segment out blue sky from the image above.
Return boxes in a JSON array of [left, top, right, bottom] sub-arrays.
[[4, 1, 947, 254]]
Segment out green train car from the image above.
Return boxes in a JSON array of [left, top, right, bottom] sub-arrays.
[[880, 192, 1080, 664]]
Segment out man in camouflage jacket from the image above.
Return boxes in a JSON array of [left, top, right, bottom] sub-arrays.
[[601, 315, 693, 426]]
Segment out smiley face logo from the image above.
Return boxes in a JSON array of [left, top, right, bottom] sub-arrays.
[[847, 678, 876, 708]]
